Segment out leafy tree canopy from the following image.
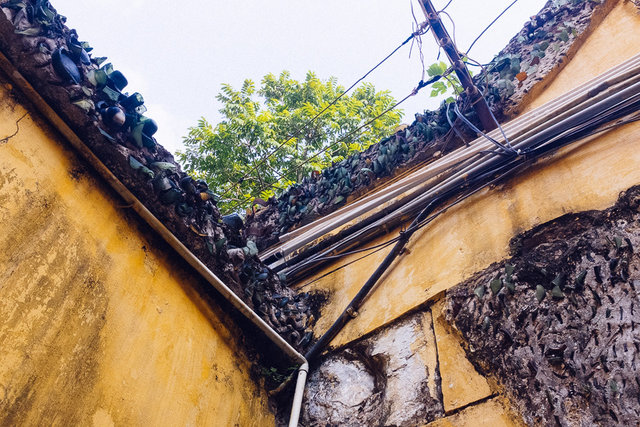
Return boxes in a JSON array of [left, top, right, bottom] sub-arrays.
[[177, 71, 403, 213]]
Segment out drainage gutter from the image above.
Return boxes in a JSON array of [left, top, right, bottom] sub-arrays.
[[0, 51, 309, 427]]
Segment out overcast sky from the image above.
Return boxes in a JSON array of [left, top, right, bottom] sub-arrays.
[[51, 0, 547, 154]]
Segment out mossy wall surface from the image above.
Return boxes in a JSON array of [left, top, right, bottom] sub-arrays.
[[298, 0, 640, 352], [298, 1, 640, 425], [0, 75, 274, 426]]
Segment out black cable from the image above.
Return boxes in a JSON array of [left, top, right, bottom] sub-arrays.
[[221, 30, 426, 201], [311, 237, 402, 262], [296, 240, 398, 290], [292, 99, 640, 288], [439, 0, 454, 12], [445, 101, 467, 145], [452, 100, 516, 154], [228, 74, 445, 212], [466, 0, 520, 55]]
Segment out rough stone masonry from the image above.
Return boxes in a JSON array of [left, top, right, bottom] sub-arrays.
[[446, 185, 640, 426]]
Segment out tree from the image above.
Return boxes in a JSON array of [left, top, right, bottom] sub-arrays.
[[177, 71, 403, 213]]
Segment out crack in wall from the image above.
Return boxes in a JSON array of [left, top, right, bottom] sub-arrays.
[[0, 112, 27, 145]]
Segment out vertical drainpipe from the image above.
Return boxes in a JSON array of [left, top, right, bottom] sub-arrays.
[[288, 361, 309, 427]]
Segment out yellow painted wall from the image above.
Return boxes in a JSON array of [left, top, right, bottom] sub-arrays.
[[525, 0, 640, 112], [0, 80, 275, 425], [296, 0, 640, 352]]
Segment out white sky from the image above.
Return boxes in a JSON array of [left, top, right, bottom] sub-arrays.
[[51, 0, 547, 154]]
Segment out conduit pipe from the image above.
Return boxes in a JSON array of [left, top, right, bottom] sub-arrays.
[[264, 53, 640, 271], [0, 52, 309, 427], [275, 57, 640, 281], [288, 87, 640, 282], [305, 90, 640, 361]]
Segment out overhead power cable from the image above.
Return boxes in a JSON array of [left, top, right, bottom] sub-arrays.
[[466, 0, 520, 55], [221, 26, 431, 202], [285, 76, 640, 284], [228, 71, 450, 212], [439, 0, 454, 12]]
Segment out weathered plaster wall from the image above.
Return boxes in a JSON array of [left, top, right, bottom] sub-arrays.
[[525, 0, 640, 112], [297, 3, 640, 425], [445, 186, 640, 425], [301, 305, 519, 426], [296, 0, 640, 352], [0, 79, 274, 424]]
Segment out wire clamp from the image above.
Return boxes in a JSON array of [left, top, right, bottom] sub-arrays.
[[346, 307, 359, 318]]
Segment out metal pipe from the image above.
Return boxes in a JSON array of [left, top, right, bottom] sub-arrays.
[[303, 91, 640, 360], [265, 54, 640, 271], [304, 196, 443, 361], [277, 62, 640, 281]]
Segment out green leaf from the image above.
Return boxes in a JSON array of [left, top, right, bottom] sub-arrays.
[[536, 285, 546, 302], [551, 285, 564, 299], [490, 276, 503, 295], [474, 285, 485, 299], [14, 27, 41, 36]]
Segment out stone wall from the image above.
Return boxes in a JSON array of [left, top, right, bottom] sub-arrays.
[[446, 186, 640, 425], [301, 186, 640, 426]]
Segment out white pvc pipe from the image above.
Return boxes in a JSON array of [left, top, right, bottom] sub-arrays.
[[288, 362, 309, 427]]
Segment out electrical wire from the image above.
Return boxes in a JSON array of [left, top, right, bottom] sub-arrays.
[[228, 73, 447, 212], [445, 101, 468, 145], [439, 0, 454, 12], [227, 0, 526, 212], [294, 109, 640, 290], [295, 153, 526, 291], [287, 83, 640, 283], [466, 0, 520, 55], [409, 1, 429, 82], [296, 241, 396, 290], [221, 28, 430, 202], [439, 10, 458, 48], [452, 100, 516, 154]]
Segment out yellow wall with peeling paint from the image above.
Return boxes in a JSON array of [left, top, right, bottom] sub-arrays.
[[296, 0, 640, 353], [0, 80, 274, 425], [524, 0, 640, 112]]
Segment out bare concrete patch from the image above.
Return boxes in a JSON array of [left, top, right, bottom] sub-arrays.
[[302, 312, 443, 426]]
